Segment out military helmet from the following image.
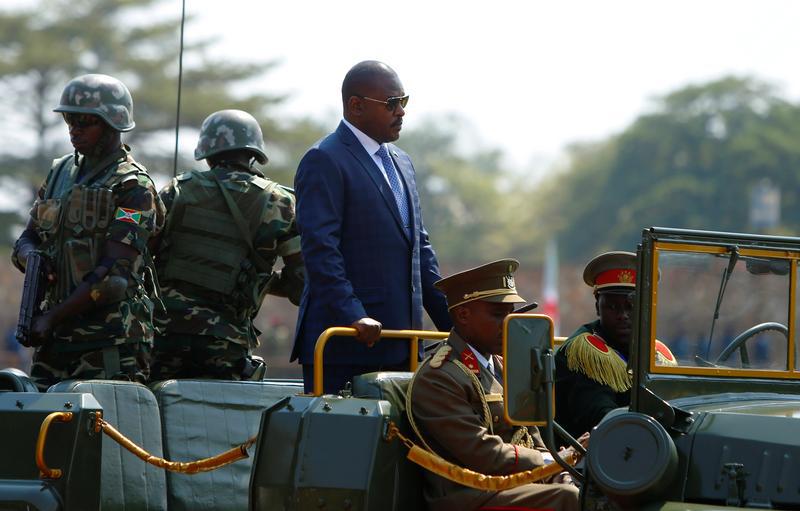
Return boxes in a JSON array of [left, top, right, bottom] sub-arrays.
[[194, 109, 268, 164], [54, 74, 135, 132]]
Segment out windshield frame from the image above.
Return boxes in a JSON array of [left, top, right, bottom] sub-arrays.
[[647, 240, 799, 379]]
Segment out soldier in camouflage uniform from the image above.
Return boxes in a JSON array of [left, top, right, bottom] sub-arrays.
[[12, 74, 164, 391], [150, 109, 304, 381]]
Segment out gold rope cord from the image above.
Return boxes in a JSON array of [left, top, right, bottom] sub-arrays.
[[405, 347, 495, 456], [96, 417, 256, 474], [388, 423, 576, 491]]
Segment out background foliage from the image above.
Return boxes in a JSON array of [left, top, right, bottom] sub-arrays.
[[2, 0, 800, 373]]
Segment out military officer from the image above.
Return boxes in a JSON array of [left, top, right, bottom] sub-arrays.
[[150, 109, 305, 381], [12, 74, 164, 391], [408, 259, 583, 511], [554, 251, 676, 438]]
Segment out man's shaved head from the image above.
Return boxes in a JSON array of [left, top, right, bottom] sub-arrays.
[[341, 60, 406, 143], [341, 60, 398, 104]]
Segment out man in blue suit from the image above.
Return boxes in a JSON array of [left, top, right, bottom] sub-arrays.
[[293, 60, 452, 393]]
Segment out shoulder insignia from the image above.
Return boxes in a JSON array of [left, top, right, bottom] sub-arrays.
[[429, 344, 452, 369], [484, 394, 503, 403], [654, 340, 678, 366], [278, 184, 296, 195], [460, 348, 480, 374], [566, 332, 631, 393], [114, 207, 142, 225]]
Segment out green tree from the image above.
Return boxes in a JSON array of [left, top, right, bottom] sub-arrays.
[[0, 0, 326, 244], [399, 115, 515, 264], [527, 76, 800, 262], [0, 0, 288, 178]]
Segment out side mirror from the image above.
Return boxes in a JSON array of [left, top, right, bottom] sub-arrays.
[[502, 314, 554, 426]]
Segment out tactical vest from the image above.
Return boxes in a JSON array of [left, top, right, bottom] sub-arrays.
[[31, 150, 153, 303], [158, 168, 278, 316]]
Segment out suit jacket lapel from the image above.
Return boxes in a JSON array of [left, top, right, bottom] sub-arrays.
[[336, 123, 410, 241]]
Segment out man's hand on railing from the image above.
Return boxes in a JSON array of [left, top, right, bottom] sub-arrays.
[[351, 317, 382, 347]]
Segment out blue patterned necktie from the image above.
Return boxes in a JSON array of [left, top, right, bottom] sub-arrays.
[[376, 145, 410, 229]]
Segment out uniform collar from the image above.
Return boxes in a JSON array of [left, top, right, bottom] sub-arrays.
[[467, 344, 494, 374], [447, 330, 495, 376]]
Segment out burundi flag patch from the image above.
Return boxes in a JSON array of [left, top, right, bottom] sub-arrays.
[[114, 207, 142, 225]]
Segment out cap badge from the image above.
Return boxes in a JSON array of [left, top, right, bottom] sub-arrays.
[[504, 276, 515, 289], [619, 270, 634, 284]]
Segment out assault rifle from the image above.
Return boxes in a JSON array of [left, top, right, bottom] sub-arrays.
[[16, 251, 48, 347]]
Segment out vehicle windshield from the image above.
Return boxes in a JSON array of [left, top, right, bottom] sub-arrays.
[[651, 244, 798, 377]]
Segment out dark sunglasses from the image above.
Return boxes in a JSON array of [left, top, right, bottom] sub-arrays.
[[357, 94, 409, 112], [62, 113, 102, 128]]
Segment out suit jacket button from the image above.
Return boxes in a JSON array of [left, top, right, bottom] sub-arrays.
[[493, 415, 499, 423]]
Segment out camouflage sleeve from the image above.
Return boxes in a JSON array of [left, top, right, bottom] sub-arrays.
[[107, 174, 161, 253], [254, 186, 301, 261], [257, 186, 305, 304]]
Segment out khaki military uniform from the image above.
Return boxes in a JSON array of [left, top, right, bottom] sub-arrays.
[[410, 331, 579, 511], [152, 163, 303, 380], [25, 146, 163, 389]]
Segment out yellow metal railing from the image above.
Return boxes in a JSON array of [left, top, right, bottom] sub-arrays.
[[312, 327, 449, 396], [36, 411, 73, 479]]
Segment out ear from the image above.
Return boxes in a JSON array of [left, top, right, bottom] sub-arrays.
[[346, 96, 363, 117]]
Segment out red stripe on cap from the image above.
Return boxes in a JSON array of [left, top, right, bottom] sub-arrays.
[[595, 269, 636, 287]]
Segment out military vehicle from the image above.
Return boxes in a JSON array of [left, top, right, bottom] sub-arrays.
[[2, 226, 800, 510], [558, 227, 800, 510]]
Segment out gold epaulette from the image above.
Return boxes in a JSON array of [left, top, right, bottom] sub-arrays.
[[565, 332, 631, 393], [654, 340, 678, 367]]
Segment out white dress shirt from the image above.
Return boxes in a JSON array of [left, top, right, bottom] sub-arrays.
[[467, 343, 496, 377], [342, 118, 407, 195]]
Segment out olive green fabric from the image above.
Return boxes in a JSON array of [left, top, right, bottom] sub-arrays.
[[48, 380, 167, 511], [434, 259, 526, 310], [155, 165, 302, 348], [53, 74, 135, 131], [159, 169, 258, 297], [152, 379, 302, 511], [352, 372, 426, 511]]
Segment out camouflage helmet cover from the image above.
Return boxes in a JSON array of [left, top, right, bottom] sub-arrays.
[[194, 109, 268, 164], [54, 74, 135, 132]]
